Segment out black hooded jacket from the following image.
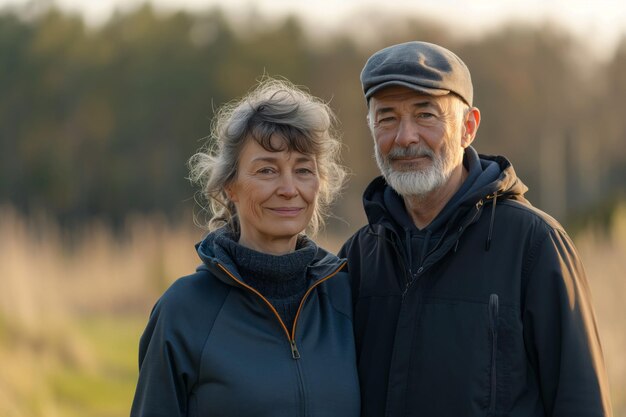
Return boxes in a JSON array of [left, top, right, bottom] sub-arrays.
[[132, 231, 360, 417], [339, 148, 612, 417]]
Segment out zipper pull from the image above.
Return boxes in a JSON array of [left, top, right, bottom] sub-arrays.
[[489, 293, 499, 334], [290, 340, 301, 359], [402, 267, 423, 298], [402, 281, 410, 298]]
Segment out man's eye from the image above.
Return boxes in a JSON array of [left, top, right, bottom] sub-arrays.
[[378, 117, 396, 123], [418, 113, 435, 119]]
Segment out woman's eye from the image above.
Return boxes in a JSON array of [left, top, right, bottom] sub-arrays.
[[257, 167, 276, 174], [296, 167, 315, 175]]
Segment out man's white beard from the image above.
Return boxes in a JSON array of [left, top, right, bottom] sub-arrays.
[[375, 142, 461, 197]]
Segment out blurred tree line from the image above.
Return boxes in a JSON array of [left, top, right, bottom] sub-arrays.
[[1, 3, 625, 234]]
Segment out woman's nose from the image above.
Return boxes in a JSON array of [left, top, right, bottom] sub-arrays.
[[277, 175, 298, 198]]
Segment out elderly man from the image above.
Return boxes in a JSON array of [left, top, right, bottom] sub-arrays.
[[339, 41, 612, 417]]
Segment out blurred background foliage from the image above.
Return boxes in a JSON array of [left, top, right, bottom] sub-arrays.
[[1, 2, 625, 232], [0, 2, 625, 416]]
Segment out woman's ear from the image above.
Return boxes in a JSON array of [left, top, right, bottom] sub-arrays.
[[225, 183, 238, 203]]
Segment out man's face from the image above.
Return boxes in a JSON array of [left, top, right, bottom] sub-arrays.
[[368, 86, 469, 197]]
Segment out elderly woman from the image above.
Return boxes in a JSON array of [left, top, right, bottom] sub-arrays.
[[130, 78, 360, 417]]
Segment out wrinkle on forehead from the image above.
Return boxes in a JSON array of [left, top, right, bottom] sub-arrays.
[[370, 91, 458, 119]]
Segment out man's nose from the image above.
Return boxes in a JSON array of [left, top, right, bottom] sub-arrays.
[[395, 118, 420, 147]]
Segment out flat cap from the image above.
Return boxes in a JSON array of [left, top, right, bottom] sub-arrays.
[[361, 41, 473, 106]]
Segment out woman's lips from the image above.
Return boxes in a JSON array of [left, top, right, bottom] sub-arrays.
[[268, 207, 304, 216]]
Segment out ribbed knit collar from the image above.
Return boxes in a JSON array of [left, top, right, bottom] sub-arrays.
[[212, 228, 316, 299]]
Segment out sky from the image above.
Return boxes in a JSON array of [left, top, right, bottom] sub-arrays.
[[2, 0, 626, 60]]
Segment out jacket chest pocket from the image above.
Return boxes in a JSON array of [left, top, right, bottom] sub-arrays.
[[401, 293, 519, 416]]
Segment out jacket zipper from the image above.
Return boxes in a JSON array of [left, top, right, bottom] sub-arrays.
[[488, 293, 499, 413], [399, 204, 483, 298], [394, 198, 488, 297], [216, 262, 346, 358], [217, 262, 346, 417], [402, 266, 423, 299], [294, 349, 307, 417]]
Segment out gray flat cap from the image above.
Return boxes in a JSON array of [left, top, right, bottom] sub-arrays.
[[361, 41, 473, 106]]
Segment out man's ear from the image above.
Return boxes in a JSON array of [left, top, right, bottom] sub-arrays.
[[462, 107, 481, 148]]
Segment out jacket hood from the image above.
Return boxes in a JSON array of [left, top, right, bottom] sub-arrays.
[[195, 227, 346, 286], [362, 147, 529, 228]]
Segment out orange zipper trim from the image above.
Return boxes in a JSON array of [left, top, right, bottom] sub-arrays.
[[290, 262, 346, 339], [217, 263, 292, 340], [216, 262, 347, 342]]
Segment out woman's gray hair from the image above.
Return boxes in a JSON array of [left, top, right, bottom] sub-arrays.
[[188, 77, 347, 236]]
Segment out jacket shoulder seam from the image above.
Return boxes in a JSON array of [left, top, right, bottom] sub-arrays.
[[496, 199, 565, 232], [190, 270, 231, 393]]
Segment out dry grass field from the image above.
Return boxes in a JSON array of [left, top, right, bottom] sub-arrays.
[[0, 204, 624, 416]]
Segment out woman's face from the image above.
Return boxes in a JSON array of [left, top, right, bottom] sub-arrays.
[[226, 136, 320, 254]]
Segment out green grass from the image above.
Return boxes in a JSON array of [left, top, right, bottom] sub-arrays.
[[78, 315, 145, 375], [48, 315, 146, 417]]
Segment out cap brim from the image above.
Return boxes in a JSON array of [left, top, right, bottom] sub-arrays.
[[365, 81, 450, 101]]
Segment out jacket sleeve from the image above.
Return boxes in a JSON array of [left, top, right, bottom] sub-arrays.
[[130, 295, 197, 417], [522, 227, 612, 417]]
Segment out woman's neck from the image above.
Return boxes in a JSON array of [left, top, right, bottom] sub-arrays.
[[238, 232, 298, 255]]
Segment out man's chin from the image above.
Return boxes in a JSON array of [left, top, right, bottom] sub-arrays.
[[390, 160, 431, 172]]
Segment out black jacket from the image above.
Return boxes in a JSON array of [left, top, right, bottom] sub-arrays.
[[339, 150, 612, 417], [131, 232, 360, 417]]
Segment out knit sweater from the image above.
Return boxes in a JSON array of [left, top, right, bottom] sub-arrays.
[[213, 230, 316, 331]]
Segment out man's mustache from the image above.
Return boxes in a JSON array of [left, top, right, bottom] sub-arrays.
[[386, 145, 434, 160]]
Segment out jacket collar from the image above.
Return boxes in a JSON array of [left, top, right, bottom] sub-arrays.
[[195, 229, 346, 287]]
